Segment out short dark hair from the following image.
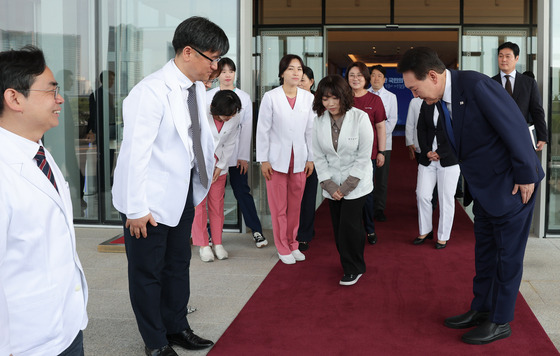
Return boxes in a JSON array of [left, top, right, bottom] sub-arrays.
[[172, 16, 229, 56], [523, 70, 535, 80], [345, 62, 370, 89], [210, 90, 242, 117], [370, 64, 386, 77], [313, 75, 354, 117], [218, 57, 236, 73], [0, 45, 46, 115], [498, 42, 520, 57], [278, 54, 304, 85], [397, 47, 446, 80]]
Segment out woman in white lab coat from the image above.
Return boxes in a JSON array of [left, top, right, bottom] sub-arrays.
[[256, 54, 315, 265], [312, 75, 373, 286], [192, 90, 242, 261]]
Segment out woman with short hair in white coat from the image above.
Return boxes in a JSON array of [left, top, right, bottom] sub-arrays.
[[256, 54, 315, 265], [192, 90, 242, 261], [312, 75, 374, 286]]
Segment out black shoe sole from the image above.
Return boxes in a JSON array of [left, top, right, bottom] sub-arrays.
[[461, 330, 512, 345]]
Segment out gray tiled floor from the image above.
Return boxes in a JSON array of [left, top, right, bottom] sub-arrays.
[[78, 226, 560, 355]]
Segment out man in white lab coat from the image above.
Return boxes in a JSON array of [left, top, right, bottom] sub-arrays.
[[111, 17, 228, 356], [0, 46, 88, 356]]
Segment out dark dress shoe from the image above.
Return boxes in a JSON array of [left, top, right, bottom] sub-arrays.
[[167, 329, 214, 350], [367, 232, 377, 245], [444, 310, 489, 329], [298, 241, 309, 251], [461, 320, 512, 345], [435, 241, 447, 249], [145, 345, 178, 356], [413, 231, 433, 245]]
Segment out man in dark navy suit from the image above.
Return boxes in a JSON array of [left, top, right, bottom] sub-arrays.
[[398, 47, 544, 345], [492, 41, 547, 151]]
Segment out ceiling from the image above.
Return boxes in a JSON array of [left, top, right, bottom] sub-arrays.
[[327, 29, 459, 72]]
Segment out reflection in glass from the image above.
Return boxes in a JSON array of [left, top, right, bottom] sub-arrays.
[[548, 0, 560, 230]]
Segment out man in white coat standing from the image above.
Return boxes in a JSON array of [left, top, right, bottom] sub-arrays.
[[0, 46, 88, 356], [111, 17, 228, 356]]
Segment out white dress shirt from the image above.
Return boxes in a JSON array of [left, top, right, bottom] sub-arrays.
[[368, 86, 398, 150], [405, 97, 423, 153]]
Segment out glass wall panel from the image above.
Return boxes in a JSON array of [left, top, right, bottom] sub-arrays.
[[256, 30, 323, 228], [464, 0, 530, 24], [258, 0, 321, 25], [548, 0, 560, 230], [0, 0, 97, 221], [325, 0, 390, 24], [394, 0, 459, 24], [102, 0, 240, 225], [461, 29, 529, 77]]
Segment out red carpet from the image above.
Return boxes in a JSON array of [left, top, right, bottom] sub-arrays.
[[209, 137, 558, 356]]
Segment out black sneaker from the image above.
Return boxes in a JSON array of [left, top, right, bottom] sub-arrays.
[[339, 274, 362, 286], [367, 233, 377, 245], [253, 232, 268, 248]]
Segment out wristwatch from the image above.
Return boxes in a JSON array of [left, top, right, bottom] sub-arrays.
[[378, 151, 386, 156]]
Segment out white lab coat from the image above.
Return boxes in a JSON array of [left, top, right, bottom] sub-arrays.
[[208, 112, 241, 175], [112, 59, 215, 226], [207, 87, 252, 166], [0, 129, 88, 356], [405, 97, 423, 153], [256, 86, 314, 173], [369, 86, 398, 150], [313, 107, 374, 200]]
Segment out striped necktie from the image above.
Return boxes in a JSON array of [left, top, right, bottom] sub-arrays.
[[187, 85, 209, 188], [34, 146, 58, 192]]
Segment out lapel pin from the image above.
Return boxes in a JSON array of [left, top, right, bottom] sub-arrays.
[[460, 101, 464, 105]]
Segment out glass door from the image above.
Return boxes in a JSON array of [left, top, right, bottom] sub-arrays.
[[254, 29, 323, 228]]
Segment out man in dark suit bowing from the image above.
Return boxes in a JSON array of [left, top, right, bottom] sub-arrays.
[[398, 47, 544, 345], [492, 41, 547, 151]]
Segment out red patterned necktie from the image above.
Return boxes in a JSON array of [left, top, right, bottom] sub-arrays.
[[34, 146, 58, 192]]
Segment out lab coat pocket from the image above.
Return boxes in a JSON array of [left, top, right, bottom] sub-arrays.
[[9, 287, 62, 352], [146, 170, 169, 206], [346, 136, 359, 151]]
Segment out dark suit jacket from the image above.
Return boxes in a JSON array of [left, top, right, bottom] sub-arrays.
[[492, 71, 547, 142], [447, 70, 544, 217], [417, 101, 458, 167]]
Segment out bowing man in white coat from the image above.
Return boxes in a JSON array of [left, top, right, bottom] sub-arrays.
[[0, 46, 88, 356], [256, 54, 315, 265], [111, 17, 227, 355], [192, 90, 242, 262], [312, 75, 374, 286]]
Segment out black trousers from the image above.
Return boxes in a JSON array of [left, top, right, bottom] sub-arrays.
[[328, 195, 367, 275], [374, 150, 391, 212], [297, 169, 318, 242], [470, 184, 538, 324], [122, 179, 194, 349]]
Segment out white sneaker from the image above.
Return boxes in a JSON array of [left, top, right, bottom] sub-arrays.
[[199, 246, 214, 262], [278, 253, 296, 265], [213, 244, 228, 260], [291, 249, 306, 261], [253, 232, 268, 248]]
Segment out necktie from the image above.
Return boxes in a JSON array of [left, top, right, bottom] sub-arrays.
[[187, 85, 209, 188], [505, 75, 513, 96], [34, 146, 58, 191], [437, 100, 456, 153]]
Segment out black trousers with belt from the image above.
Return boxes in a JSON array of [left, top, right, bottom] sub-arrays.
[[122, 179, 194, 349], [328, 195, 367, 275]]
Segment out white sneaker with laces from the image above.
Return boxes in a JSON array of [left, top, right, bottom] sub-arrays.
[[291, 249, 306, 261], [213, 244, 228, 260], [253, 232, 268, 248], [199, 246, 214, 262], [278, 253, 296, 265]]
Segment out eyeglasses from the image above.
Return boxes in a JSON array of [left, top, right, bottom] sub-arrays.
[[19, 86, 60, 99], [191, 46, 221, 64], [348, 73, 364, 79]]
